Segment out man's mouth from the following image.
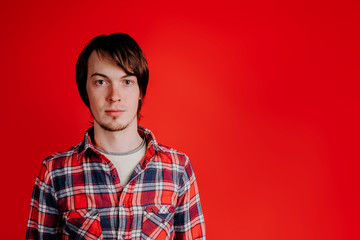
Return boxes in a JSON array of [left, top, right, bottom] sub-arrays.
[[105, 109, 125, 116]]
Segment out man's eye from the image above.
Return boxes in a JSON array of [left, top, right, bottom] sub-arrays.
[[95, 80, 106, 85], [124, 80, 133, 85]]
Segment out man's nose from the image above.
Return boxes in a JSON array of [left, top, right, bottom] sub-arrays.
[[108, 85, 122, 102]]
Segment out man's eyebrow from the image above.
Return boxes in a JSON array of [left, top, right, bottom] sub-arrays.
[[90, 72, 108, 78], [90, 72, 136, 79]]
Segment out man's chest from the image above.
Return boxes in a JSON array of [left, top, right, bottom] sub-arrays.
[[52, 161, 181, 239], [53, 161, 181, 210]]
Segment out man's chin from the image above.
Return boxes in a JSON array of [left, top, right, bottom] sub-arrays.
[[94, 114, 137, 132], [99, 123, 129, 132], [93, 118, 129, 132]]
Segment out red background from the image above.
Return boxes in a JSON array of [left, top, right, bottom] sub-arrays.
[[1, 0, 359, 239]]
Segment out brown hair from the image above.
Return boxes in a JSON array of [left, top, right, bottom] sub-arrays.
[[76, 33, 149, 118]]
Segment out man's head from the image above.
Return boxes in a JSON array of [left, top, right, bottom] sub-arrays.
[[76, 33, 149, 119]]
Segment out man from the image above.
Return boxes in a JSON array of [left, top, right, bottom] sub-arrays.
[[26, 33, 205, 240]]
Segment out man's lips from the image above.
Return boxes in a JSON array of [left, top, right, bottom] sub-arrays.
[[105, 109, 125, 116]]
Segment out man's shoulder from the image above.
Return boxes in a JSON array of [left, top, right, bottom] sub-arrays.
[[140, 126, 191, 167], [153, 143, 191, 166], [41, 141, 83, 170], [156, 143, 186, 156]]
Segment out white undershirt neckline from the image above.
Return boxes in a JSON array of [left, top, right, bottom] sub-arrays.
[[94, 138, 146, 187]]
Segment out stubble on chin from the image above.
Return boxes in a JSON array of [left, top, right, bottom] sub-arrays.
[[94, 115, 137, 132]]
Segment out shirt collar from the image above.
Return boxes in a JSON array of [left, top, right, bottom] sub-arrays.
[[77, 126, 163, 161]]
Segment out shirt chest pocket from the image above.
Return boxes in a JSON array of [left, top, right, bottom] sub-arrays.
[[63, 208, 103, 240], [141, 205, 175, 240]]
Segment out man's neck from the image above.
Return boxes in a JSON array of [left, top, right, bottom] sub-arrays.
[[93, 121, 143, 154]]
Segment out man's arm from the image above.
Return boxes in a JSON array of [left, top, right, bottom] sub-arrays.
[[26, 162, 62, 239], [174, 156, 206, 240]]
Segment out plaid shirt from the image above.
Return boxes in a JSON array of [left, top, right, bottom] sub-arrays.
[[26, 126, 205, 240]]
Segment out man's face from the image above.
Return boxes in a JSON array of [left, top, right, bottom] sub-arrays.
[[86, 51, 140, 132]]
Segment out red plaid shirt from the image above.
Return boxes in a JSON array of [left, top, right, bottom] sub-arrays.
[[26, 126, 205, 240]]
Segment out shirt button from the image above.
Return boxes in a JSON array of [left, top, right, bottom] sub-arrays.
[[122, 233, 126, 239], [122, 203, 126, 207], [112, 174, 116, 178]]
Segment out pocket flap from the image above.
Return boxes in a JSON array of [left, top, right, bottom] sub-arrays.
[[145, 205, 175, 214], [63, 208, 103, 239]]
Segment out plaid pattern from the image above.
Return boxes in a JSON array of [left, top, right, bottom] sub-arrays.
[[26, 126, 205, 240]]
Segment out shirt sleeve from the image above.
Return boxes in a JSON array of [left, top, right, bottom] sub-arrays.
[[26, 161, 62, 239], [174, 155, 206, 240]]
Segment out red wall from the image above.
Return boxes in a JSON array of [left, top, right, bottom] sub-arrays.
[[1, 0, 359, 239]]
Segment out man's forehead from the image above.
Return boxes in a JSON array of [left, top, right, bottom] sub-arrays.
[[88, 51, 137, 80], [89, 50, 114, 64], [88, 50, 134, 75]]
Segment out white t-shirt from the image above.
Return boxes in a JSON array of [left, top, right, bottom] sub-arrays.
[[95, 139, 146, 187]]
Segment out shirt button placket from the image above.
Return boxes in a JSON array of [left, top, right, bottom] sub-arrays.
[[117, 232, 124, 240], [118, 203, 126, 239], [119, 234, 126, 240]]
